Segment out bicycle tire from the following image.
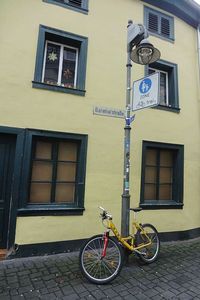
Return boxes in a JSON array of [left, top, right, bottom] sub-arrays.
[[79, 234, 123, 284], [135, 223, 160, 264]]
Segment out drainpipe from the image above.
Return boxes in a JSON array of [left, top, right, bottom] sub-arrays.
[[197, 24, 200, 84]]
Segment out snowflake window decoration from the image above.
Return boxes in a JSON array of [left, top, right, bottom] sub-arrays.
[[48, 51, 58, 62]]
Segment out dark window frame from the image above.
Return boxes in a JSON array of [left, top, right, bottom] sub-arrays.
[[144, 6, 174, 42], [145, 59, 179, 113], [140, 141, 184, 209], [43, 0, 89, 14], [32, 25, 88, 96], [18, 129, 88, 216]]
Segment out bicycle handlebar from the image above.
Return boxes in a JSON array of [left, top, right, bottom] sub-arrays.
[[99, 206, 112, 220]]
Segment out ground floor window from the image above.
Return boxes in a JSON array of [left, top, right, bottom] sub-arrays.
[[140, 141, 184, 209], [19, 130, 88, 215], [29, 138, 79, 204]]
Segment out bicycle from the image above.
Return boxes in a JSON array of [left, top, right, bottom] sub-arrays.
[[79, 206, 160, 284]]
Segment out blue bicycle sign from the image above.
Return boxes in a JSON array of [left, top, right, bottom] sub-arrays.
[[139, 78, 152, 94]]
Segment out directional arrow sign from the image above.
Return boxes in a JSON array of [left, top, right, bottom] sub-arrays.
[[126, 114, 136, 126]]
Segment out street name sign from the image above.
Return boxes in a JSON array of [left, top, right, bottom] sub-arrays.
[[132, 72, 160, 111], [93, 106, 125, 119]]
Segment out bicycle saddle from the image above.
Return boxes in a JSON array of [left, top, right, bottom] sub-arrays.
[[129, 207, 143, 212]]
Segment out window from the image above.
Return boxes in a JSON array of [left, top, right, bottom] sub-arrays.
[[140, 141, 184, 209], [146, 60, 179, 111], [33, 25, 88, 96], [42, 41, 78, 88], [43, 0, 89, 14], [29, 139, 78, 204], [144, 6, 174, 41], [60, 0, 82, 8], [149, 68, 168, 106], [19, 130, 88, 215]]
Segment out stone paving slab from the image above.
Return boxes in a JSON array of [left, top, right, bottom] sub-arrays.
[[1, 238, 200, 299]]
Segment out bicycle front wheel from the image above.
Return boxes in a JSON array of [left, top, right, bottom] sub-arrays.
[[136, 223, 160, 264], [79, 234, 123, 284]]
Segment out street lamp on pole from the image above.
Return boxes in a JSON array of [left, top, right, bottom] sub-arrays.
[[121, 20, 161, 238]]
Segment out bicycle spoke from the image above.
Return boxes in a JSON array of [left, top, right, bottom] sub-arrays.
[[86, 244, 101, 257], [101, 259, 116, 275], [93, 262, 101, 278], [105, 251, 119, 259], [84, 255, 98, 269], [102, 260, 108, 277]]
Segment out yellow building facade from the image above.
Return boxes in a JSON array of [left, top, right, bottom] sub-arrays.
[[0, 0, 200, 257]]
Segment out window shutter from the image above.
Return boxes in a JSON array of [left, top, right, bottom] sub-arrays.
[[161, 17, 170, 38], [148, 12, 159, 33], [68, 0, 82, 7], [145, 7, 174, 41]]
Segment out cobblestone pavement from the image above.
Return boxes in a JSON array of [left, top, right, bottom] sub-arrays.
[[1, 238, 200, 299]]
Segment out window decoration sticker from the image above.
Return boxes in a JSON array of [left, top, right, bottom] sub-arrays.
[[48, 51, 58, 62]]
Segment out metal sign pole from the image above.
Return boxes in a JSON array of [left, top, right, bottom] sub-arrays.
[[120, 20, 161, 239], [121, 20, 133, 237]]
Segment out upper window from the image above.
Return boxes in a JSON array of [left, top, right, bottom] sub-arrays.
[[43, 0, 89, 14], [42, 41, 78, 89], [33, 25, 88, 96], [149, 68, 169, 106], [146, 60, 179, 112], [144, 6, 174, 41], [140, 141, 184, 209], [19, 130, 88, 215]]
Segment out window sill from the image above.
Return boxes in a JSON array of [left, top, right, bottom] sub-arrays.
[[32, 81, 86, 96], [140, 202, 183, 210], [152, 105, 180, 113], [148, 31, 174, 43], [18, 206, 85, 216]]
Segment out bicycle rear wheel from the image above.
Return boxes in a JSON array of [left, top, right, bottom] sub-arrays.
[[135, 223, 160, 264], [79, 234, 123, 284]]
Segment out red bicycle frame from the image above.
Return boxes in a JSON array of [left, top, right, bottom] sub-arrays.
[[101, 232, 109, 258]]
